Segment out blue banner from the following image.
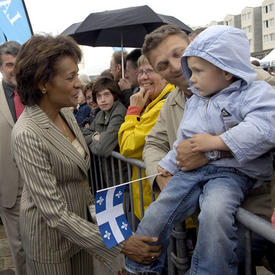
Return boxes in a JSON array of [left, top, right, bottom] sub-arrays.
[[0, 0, 33, 45]]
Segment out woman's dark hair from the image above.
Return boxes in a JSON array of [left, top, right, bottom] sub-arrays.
[[14, 34, 82, 106], [92, 77, 121, 103]]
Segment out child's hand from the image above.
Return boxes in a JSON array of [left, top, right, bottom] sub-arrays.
[[272, 208, 275, 229], [190, 133, 224, 152], [157, 166, 172, 177]]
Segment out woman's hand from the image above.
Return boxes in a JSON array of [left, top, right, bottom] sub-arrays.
[[121, 235, 161, 264], [129, 87, 150, 110]]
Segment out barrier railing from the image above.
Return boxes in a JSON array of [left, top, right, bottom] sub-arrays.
[[89, 151, 275, 275]]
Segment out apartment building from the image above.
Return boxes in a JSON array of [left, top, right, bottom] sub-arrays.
[[241, 7, 262, 53], [224, 14, 241, 28], [199, 0, 275, 56], [262, 0, 275, 50]]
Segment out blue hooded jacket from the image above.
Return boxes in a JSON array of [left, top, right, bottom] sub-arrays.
[[159, 26, 275, 180]]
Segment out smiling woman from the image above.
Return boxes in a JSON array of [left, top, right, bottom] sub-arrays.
[[11, 34, 161, 275], [118, 55, 175, 221]]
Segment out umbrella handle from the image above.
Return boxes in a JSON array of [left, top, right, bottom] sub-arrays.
[[121, 32, 124, 79]]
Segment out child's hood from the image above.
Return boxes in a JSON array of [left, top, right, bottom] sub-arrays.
[[181, 25, 257, 90]]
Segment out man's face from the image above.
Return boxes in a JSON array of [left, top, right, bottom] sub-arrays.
[[110, 57, 121, 81], [125, 60, 138, 87], [0, 53, 17, 87], [149, 35, 189, 90]]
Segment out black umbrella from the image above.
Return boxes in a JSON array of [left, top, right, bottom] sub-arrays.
[[63, 5, 192, 48], [61, 22, 81, 36], [62, 5, 192, 78]]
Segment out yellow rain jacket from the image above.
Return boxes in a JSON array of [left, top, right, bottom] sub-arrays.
[[118, 83, 175, 219]]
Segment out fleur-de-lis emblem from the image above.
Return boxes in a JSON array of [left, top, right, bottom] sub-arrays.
[[121, 222, 128, 230], [115, 190, 123, 199], [97, 196, 104, 205], [104, 230, 111, 240]]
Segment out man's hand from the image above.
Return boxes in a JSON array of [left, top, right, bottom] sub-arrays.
[[176, 139, 208, 172], [118, 78, 131, 91], [156, 175, 172, 191], [190, 133, 228, 152], [121, 235, 161, 264]]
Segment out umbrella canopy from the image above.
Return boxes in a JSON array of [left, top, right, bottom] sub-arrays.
[[62, 5, 192, 48], [62, 22, 81, 36]]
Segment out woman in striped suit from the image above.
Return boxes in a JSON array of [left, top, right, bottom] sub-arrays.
[[11, 34, 161, 275]]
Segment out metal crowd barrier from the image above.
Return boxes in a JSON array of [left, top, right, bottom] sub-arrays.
[[89, 151, 275, 275]]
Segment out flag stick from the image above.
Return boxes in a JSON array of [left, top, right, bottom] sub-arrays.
[[97, 172, 162, 192]]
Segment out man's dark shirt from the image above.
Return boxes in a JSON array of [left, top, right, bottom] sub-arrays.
[[2, 80, 16, 122]]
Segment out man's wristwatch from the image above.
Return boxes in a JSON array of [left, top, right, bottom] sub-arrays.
[[205, 150, 221, 161]]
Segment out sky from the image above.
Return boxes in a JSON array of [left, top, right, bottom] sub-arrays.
[[24, 0, 264, 75]]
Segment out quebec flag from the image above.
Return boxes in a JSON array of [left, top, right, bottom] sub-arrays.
[[0, 0, 33, 44], [95, 185, 132, 248]]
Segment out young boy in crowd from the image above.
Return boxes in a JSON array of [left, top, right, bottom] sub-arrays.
[[125, 25, 275, 274], [83, 77, 127, 187], [84, 77, 126, 158]]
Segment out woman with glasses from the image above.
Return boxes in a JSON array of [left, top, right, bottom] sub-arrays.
[[118, 55, 175, 226]]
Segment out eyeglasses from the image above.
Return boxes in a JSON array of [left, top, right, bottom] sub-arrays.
[[136, 68, 154, 77]]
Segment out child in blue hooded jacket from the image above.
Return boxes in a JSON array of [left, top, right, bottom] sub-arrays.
[[125, 25, 275, 275]]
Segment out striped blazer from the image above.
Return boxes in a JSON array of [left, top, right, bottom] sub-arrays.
[[11, 105, 122, 266]]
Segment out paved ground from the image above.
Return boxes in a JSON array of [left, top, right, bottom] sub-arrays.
[[0, 224, 272, 275], [0, 225, 14, 274]]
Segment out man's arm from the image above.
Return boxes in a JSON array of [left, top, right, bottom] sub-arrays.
[[143, 102, 171, 190]]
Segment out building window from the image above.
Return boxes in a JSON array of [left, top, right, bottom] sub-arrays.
[[264, 34, 269, 42], [247, 12, 251, 20], [270, 33, 275, 40], [264, 20, 269, 28], [248, 39, 252, 46], [263, 5, 268, 13], [269, 3, 274, 12], [242, 14, 246, 21], [270, 18, 275, 27], [248, 25, 252, 32]]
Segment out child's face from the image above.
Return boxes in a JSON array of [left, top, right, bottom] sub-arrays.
[[96, 89, 115, 112], [187, 56, 230, 97]]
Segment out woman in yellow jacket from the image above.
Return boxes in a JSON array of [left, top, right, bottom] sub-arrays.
[[118, 55, 175, 221]]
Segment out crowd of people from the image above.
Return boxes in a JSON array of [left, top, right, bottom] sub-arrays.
[[0, 22, 275, 275]]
